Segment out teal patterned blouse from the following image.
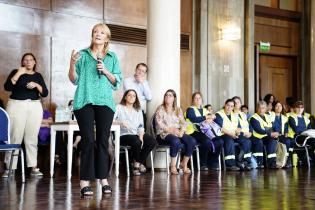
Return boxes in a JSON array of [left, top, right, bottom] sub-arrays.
[[73, 48, 122, 112]]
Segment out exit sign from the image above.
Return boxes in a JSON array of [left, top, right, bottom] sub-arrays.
[[260, 41, 270, 52]]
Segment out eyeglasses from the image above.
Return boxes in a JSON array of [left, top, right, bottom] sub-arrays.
[[165, 94, 174, 97], [136, 68, 147, 73]]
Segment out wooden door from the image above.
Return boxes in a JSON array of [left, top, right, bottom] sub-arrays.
[[259, 55, 295, 104]]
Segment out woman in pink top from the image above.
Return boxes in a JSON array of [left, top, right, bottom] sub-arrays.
[[155, 89, 197, 175]]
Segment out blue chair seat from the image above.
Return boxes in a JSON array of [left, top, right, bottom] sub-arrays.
[[0, 144, 22, 150]]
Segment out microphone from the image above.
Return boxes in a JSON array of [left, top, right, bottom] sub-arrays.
[[96, 52, 102, 79]]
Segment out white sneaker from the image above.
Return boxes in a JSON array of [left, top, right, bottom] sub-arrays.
[[30, 168, 43, 176], [2, 169, 15, 178]]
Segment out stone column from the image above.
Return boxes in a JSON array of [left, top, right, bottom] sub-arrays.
[[147, 0, 181, 168], [244, 0, 255, 112], [147, 0, 181, 119], [310, 0, 315, 113]]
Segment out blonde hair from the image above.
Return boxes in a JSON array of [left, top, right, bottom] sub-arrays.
[[89, 23, 111, 55]]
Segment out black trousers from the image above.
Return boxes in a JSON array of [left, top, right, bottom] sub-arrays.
[[120, 133, 157, 165], [74, 104, 114, 180], [190, 132, 223, 168]]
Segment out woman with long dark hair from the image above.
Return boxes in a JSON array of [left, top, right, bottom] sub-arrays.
[[114, 89, 156, 175]]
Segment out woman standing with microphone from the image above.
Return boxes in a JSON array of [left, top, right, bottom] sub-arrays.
[[68, 23, 122, 196]]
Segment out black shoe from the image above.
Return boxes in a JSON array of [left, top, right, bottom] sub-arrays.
[[269, 163, 279, 169], [200, 166, 209, 171], [80, 186, 93, 197], [226, 166, 240, 171], [102, 185, 112, 194], [244, 163, 252, 171]]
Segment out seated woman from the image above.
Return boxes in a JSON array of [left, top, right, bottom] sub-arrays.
[[38, 102, 53, 145], [232, 96, 252, 170], [214, 99, 247, 171], [250, 101, 278, 169], [114, 89, 157, 175], [288, 101, 315, 158], [186, 92, 223, 171], [155, 89, 197, 175], [272, 101, 292, 168]]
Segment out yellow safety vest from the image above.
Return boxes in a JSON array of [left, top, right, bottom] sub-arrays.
[[287, 114, 310, 138], [216, 110, 238, 135], [304, 112, 311, 119], [266, 111, 276, 123], [234, 112, 249, 133], [273, 114, 288, 135], [251, 113, 272, 139], [185, 106, 209, 135]]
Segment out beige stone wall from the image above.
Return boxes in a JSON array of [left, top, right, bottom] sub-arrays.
[[198, 0, 245, 111], [0, 0, 192, 111]]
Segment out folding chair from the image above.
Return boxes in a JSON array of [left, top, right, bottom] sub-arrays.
[[294, 134, 311, 168], [0, 107, 25, 182], [109, 134, 154, 176], [150, 113, 199, 174]]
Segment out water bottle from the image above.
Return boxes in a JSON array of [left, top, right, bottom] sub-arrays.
[[292, 153, 298, 167], [64, 106, 71, 122], [55, 106, 62, 122]]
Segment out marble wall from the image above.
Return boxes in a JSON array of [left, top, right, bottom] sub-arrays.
[[198, 0, 246, 111], [0, 0, 192, 112]]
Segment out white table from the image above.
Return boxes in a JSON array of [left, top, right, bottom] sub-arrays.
[[50, 122, 120, 180]]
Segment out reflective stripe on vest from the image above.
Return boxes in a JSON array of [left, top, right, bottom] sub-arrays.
[[287, 114, 310, 138], [251, 113, 272, 139], [267, 153, 277, 158], [185, 106, 208, 135], [253, 152, 263, 157], [224, 155, 235, 160], [217, 110, 238, 134], [234, 112, 249, 133]]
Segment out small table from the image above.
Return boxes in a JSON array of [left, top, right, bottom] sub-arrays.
[[50, 121, 120, 180]]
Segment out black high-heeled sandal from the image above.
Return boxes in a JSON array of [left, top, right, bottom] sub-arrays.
[[102, 185, 112, 194], [80, 186, 93, 196]]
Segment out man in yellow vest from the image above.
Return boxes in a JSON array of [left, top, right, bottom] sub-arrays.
[[250, 101, 278, 169]]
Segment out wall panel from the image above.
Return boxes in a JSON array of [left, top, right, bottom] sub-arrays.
[[52, 0, 103, 19], [104, 0, 147, 27]]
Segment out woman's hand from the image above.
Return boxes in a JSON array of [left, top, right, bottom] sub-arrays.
[[121, 121, 131, 129], [70, 50, 80, 65], [11, 67, 27, 84], [17, 67, 27, 75], [26, 81, 40, 90], [271, 132, 279, 138], [96, 60, 110, 75], [244, 132, 252, 138]]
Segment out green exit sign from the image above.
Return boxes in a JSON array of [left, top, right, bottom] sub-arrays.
[[260, 41, 270, 52]]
